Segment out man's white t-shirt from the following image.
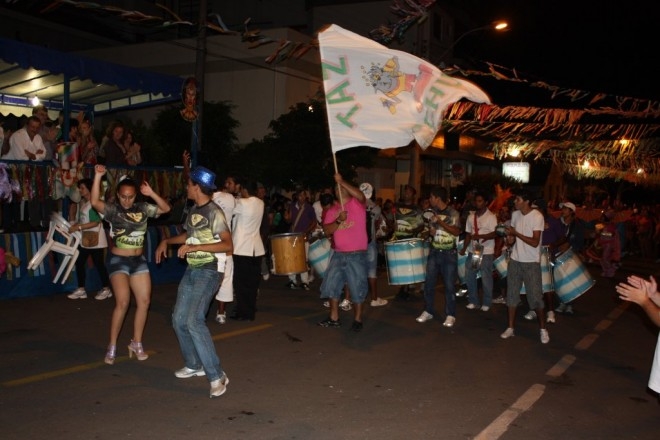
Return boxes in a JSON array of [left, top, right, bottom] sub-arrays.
[[510, 208, 544, 263]]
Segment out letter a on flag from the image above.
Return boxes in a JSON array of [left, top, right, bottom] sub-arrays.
[[318, 24, 491, 152]]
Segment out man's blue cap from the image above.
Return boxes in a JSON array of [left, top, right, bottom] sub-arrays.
[[190, 166, 217, 190]]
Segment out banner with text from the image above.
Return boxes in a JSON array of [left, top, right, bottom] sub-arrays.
[[319, 24, 491, 152]]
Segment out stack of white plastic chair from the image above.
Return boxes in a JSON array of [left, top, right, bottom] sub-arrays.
[[27, 212, 81, 284]]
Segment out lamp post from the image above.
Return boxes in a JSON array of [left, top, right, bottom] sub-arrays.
[[438, 20, 509, 64]]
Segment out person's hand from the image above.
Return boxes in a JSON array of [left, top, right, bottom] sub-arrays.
[[140, 180, 154, 197], [334, 173, 343, 184], [94, 164, 107, 176], [154, 241, 168, 264], [182, 150, 190, 166], [616, 276, 652, 305]]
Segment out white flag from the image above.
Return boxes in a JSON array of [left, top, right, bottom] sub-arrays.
[[318, 24, 491, 152]]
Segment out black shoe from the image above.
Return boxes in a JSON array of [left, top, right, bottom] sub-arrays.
[[395, 288, 410, 301], [286, 281, 299, 289], [318, 317, 341, 328], [350, 321, 363, 332]]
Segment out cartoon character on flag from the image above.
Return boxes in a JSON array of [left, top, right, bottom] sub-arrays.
[[319, 24, 491, 153], [363, 56, 433, 115]]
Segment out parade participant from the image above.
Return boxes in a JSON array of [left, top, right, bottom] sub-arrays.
[[393, 184, 424, 300], [417, 186, 461, 327], [285, 189, 317, 290], [318, 173, 368, 331], [155, 166, 232, 398], [555, 201, 586, 315], [361, 182, 388, 307], [90, 165, 170, 364], [461, 190, 497, 312], [500, 189, 549, 344]]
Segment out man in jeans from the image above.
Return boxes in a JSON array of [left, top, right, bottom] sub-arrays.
[[155, 166, 233, 398], [417, 186, 462, 328], [318, 173, 367, 332]]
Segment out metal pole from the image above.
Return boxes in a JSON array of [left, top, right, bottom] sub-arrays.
[[191, 1, 208, 168]]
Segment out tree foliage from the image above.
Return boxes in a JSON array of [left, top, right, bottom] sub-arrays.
[[230, 99, 377, 191], [148, 101, 239, 174]]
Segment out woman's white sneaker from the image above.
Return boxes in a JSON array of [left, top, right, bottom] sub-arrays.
[[67, 288, 87, 299]]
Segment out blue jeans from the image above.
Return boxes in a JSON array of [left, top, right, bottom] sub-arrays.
[[172, 267, 223, 382], [320, 251, 368, 304], [466, 253, 494, 307], [423, 248, 457, 317]]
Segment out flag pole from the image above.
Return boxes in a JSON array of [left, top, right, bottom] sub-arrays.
[[332, 152, 344, 208]]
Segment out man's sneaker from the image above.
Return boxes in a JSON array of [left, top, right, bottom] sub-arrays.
[[540, 329, 550, 344], [416, 311, 434, 323], [546, 311, 556, 323], [524, 310, 537, 320], [481, 306, 490, 312], [350, 321, 363, 332], [555, 303, 567, 313], [175, 366, 206, 378], [300, 283, 310, 291], [318, 317, 341, 328], [322, 301, 330, 308], [466, 303, 478, 310], [339, 299, 352, 311], [443, 316, 456, 327], [500, 327, 515, 339], [492, 296, 506, 304], [215, 312, 226, 324], [370, 298, 388, 307], [94, 287, 113, 300], [564, 305, 574, 315], [285, 281, 299, 289], [67, 288, 87, 299], [262, 273, 270, 281], [210, 374, 229, 398], [456, 286, 468, 297]]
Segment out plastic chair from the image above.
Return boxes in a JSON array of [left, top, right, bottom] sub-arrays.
[[27, 213, 82, 284]]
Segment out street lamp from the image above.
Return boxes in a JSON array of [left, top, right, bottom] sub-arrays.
[[438, 20, 509, 64]]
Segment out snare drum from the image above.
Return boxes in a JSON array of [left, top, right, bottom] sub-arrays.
[[494, 252, 509, 278], [457, 241, 481, 284], [553, 248, 595, 303], [270, 233, 307, 275], [385, 238, 427, 285], [308, 238, 332, 279]]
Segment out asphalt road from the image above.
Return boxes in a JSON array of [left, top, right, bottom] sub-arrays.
[[1, 256, 659, 440]]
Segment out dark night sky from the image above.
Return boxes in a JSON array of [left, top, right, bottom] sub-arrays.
[[450, 0, 660, 101]]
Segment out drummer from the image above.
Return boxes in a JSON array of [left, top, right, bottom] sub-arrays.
[[524, 198, 563, 324], [460, 190, 498, 312], [392, 184, 425, 301], [554, 201, 586, 315], [416, 186, 462, 328]]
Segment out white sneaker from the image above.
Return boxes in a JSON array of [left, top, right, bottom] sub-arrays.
[[210, 374, 229, 398], [546, 311, 556, 323], [492, 296, 506, 304], [500, 327, 515, 339], [175, 366, 206, 378], [322, 301, 330, 308], [262, 273, 270, 281], [443, 316, 456, 327], [339, 299, 352, 311], [416, 311, 434, 323], [466, 303, 478, 310], [67, 288, 87, 299], [215, 312, 226, 324], [370, 298, 388, 307], [524, 310, 537, 320], [94, 287, 113, 300], [481, 306, 490, 312], [540, 329, 550, 344]]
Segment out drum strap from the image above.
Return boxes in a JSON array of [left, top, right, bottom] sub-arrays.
[[291, 204, 305, 232], [473, 213, 479, 244]]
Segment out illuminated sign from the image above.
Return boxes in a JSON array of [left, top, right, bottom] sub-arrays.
[[502, 162, 530, 183]]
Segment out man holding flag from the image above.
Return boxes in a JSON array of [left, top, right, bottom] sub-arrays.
[[318, 173, 367, 332]]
